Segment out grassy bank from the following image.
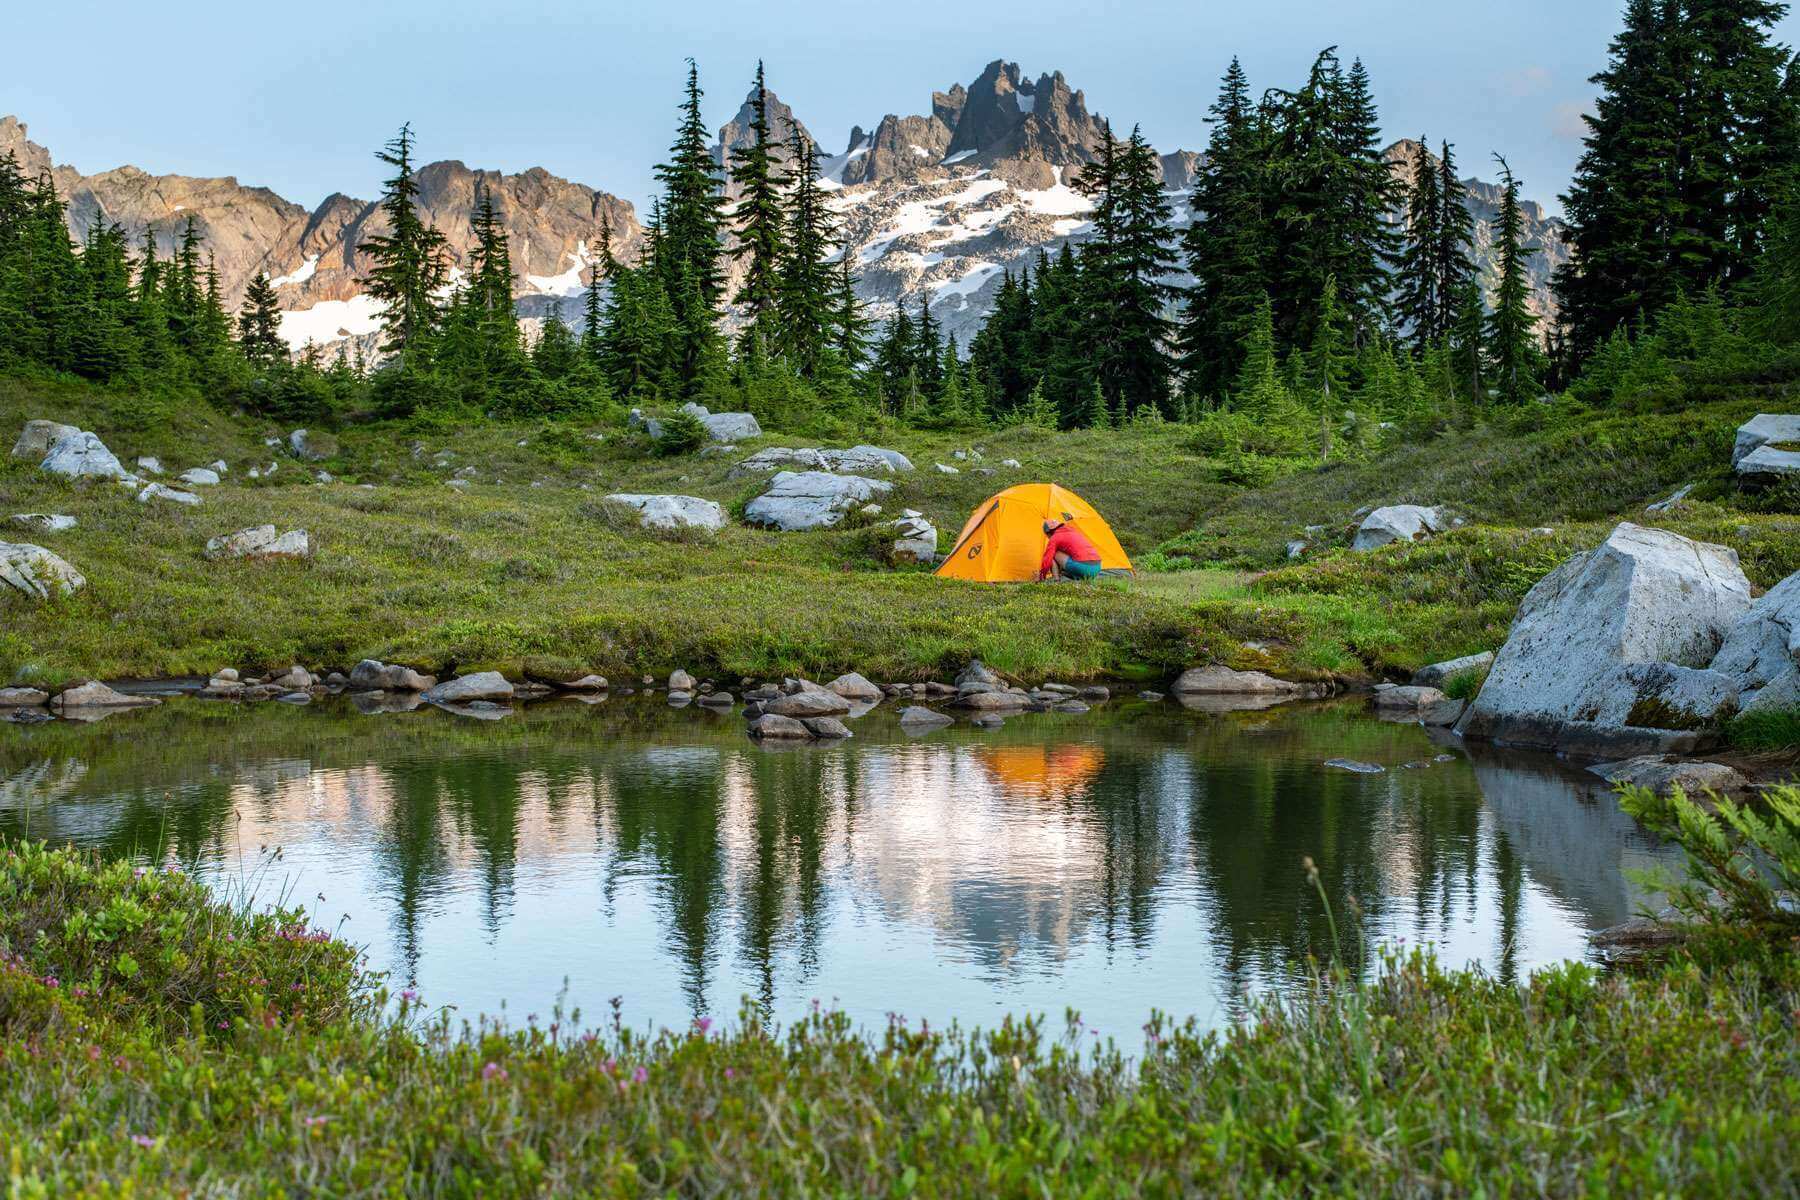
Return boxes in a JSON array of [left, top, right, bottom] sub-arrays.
[[3, 830, 1796, 1196], [2, 372, 1797, 687]]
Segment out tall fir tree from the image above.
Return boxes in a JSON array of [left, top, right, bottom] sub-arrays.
[[728, 61, 791, 357], [238, 271, 286, 365], [358, 123, 448, 364], [1432, 140, 1477, 341], [1485, 156, 1545, 404], [1396, 138, 1444, 347], [1556, 0, 1799, 363], [1076, 123, 1178, 417], [652, 61, 729, 392], [775, 130, 838, 377], [832, 255, 871, 371], [1179, 57, 1270, 399]]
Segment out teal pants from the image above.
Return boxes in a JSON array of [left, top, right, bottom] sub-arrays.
[[1060, 557, 1103, 580]]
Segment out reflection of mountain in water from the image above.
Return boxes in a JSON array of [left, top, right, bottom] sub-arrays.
[[0, 699, 1680, 1025]]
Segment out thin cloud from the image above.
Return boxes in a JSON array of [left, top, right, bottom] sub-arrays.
[[1504, 65, 1554, 97]]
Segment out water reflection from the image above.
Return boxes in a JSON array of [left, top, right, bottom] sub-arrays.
[[0, 698, 1675, 1034]]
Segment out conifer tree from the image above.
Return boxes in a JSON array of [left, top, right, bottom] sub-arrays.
[[1305, 274, 1354, 418], [912, 295, 944, 400], [1179, 57, 1270, 399], [832, 256, 871, 371], [874, 305, 916, 414], [776, 130, 838, 376], [1556, 0, 1798, 363], [728, 61, 791, 356], [238, 271, 286, 365], [1435, 140, 1476, 337], [1449, 277, 1487, 402], [1396, 138, 1443, 347], [359, 123, 448, 363], [1076, 123, 1177, 418], [580, 212, 611, 361], [1485, 156, 1544, 404], [649, 62, 729, 394]]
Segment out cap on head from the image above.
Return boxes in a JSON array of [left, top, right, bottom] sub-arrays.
[[1042, 519, 1060, 535]]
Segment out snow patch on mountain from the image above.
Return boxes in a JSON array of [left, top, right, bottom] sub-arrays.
[[278, 294, 385, 351], [270, 255, 319, 288]]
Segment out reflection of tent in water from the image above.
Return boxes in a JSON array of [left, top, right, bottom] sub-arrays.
[[936, 483, 1133, 582], [978, 744, 1106, 801]]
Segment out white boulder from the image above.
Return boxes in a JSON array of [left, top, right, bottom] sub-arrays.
[[178, 468, 221, 487], [424, 672, 515, 704], [9, 514, 76, 534], [0, 541, 85, 600], [11, 420, 80, 460], [137, 483, 201, 506], [604, 494, 727, 533], [40, 431, 129, 480], [1708, 570, 1800, 714], [1733, 414, 1800, 483], [890, 514, 938, 564], [204, 525, 311, 561], [1457, 524, 1753, 756], [732, 445, 914, 477], [1352, 505, 1453, 552], [825, 672, 883, 701], [743, 471, 893, 531], [135, 455, 165, 475]]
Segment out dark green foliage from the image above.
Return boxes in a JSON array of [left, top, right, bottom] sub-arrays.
[[237, 271, 286, 366], [1485, 156, 1546, 404], [1555, 0, 1800, 363], [358, 124, 447, 365], [1179, 58, 1269, 399], [728, 62, 790, 357]]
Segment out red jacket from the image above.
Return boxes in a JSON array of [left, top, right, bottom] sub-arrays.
[[1039, 524, 1102, 579]]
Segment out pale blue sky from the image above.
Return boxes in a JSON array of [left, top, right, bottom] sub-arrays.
[[7, 1, 1796, 215]]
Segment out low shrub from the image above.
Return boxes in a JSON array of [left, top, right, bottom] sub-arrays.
[[1618, 783, 1800, 934]]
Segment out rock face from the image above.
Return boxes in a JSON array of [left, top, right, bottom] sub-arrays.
[[1457, 524, 1753, 756], [11, 420, 79, 460], [204, 525, 311, 561], [0, 541, 85, 600], [604, 494, 727, 533], [743, 471, 893, 531], [1732, 414, 1800, 483], [1352, 505, 1453, 552], [38, 431, 128, 480], [424, 672, 515, 704], [1708, 570, 1800, 713], [9, 514, 76, 534]]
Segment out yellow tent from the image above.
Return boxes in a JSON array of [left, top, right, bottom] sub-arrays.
[[935, 482, 1133, 583]]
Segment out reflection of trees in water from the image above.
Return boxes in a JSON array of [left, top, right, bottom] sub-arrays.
[[0, 699, 1679, 1014], [601, 748, 728, 1014]]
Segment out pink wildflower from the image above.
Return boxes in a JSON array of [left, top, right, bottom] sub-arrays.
[[693, 1017, 713, 1035], [131, 1135, 154, 1149], [632, 1066, 648, 1084], [482, 1061, 507, 1082]]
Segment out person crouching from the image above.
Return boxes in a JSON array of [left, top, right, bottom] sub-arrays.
[[1039, 519, 1103, 581]]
